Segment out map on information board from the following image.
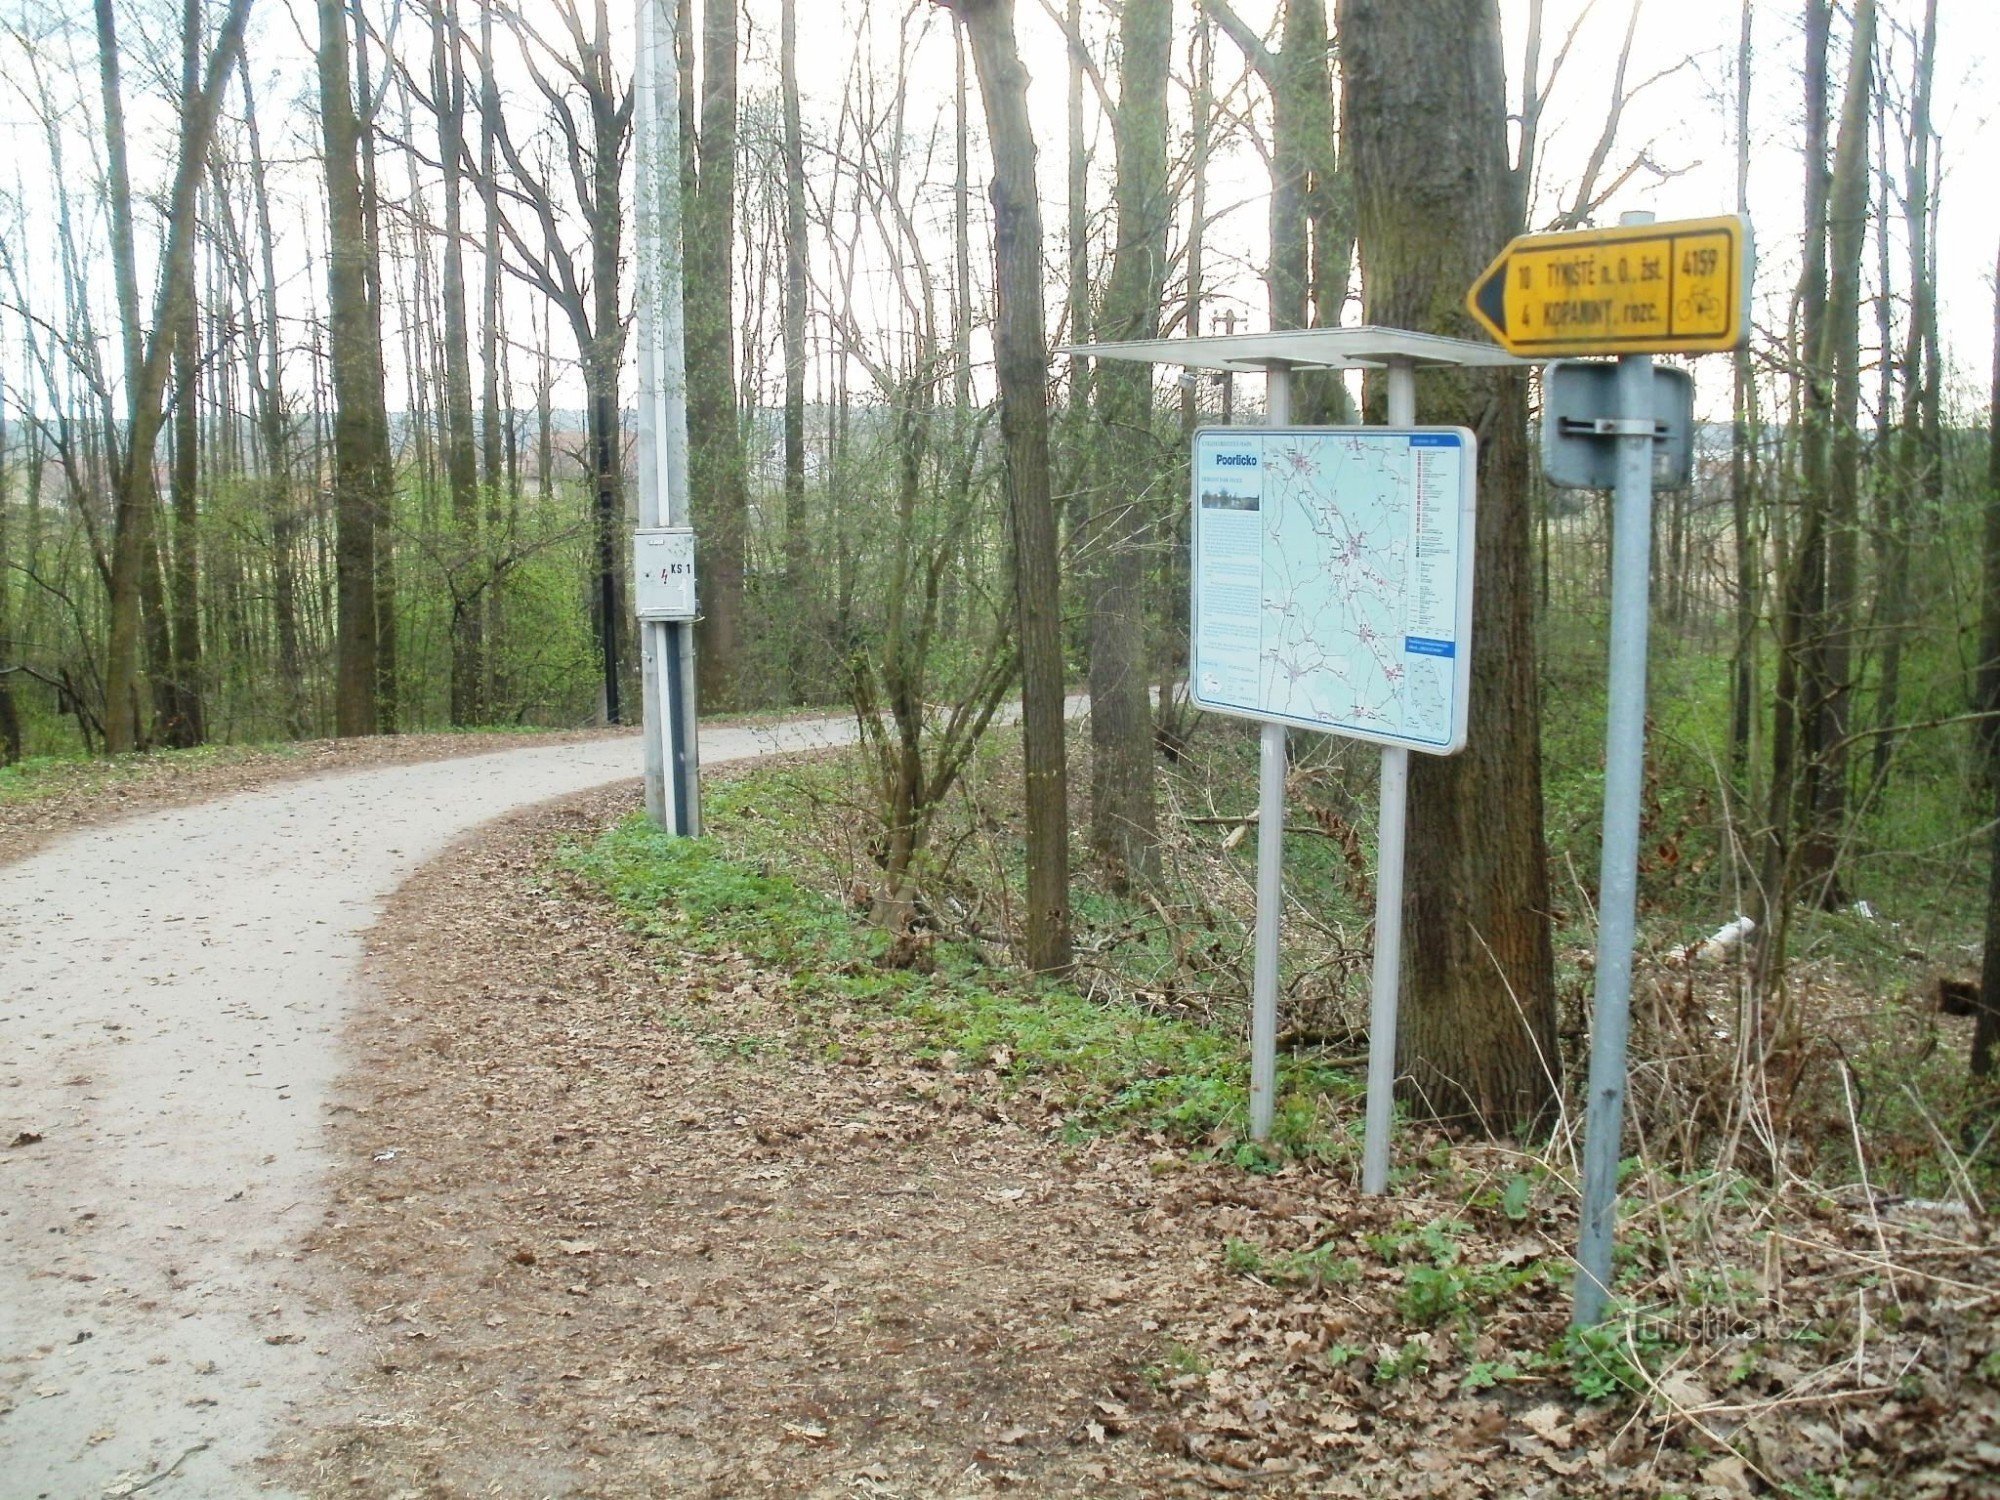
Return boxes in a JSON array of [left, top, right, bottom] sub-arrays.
[[1189, 427, 1476, 754]]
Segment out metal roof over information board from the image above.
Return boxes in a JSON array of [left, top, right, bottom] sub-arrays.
[[1061, 326, 1531, 373]]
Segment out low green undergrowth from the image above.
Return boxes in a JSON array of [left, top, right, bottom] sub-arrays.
[[559, 811, 1365, 1158]]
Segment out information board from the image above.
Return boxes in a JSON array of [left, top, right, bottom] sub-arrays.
[[1190, 427, 1476, 754]]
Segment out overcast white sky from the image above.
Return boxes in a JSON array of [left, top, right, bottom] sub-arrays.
[[2, 0, 1993, 425], [764, 0, 1998, 421]]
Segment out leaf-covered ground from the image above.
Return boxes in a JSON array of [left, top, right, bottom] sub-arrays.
[[269, 784, 1999, 1498]]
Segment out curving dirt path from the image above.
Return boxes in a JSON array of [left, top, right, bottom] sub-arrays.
[[0, 721, 858, 1499]]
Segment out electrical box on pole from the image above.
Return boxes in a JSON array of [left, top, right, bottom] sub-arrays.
[[633, 528, 697, 621]]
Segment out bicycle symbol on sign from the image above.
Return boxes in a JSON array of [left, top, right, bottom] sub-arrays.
[[1676, 288, 1722, 326]]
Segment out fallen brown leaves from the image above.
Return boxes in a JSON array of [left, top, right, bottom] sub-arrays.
[[267, 785, 2000, 1498]]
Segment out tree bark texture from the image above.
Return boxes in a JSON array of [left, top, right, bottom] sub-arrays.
[[1760, 0, 1833, 958], [354, 2, 397, 733], [434, 0, 485, 726], [1086, 0, 1169, 892], [946, 0, 1072, 975], [1978, 238, 2000, 1076], [686, 0, 747, 710], [95, 0, 250, 752], [319, 0, 391, 736], [1871, 0, 1937, 788], [160, 0, 206, 750], [1804, 0, 1875, 903], [1728, 0, 1756, 777], [1339, 0, 1557, 1134], [781, 0, 811, 704], [1209, 0, 1351, 422]]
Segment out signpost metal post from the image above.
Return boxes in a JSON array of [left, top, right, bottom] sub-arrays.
[[634, 0, 701, 836], [1463, 209, 1752, 1325], [1572, 211, 1660, 1327]]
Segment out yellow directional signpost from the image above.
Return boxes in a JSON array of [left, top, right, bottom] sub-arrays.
[[1466, 211, 1755, 1332], [1465, 213, 1751, 358]]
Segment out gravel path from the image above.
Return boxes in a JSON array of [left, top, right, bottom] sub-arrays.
[[0, 721, 858, 1499]]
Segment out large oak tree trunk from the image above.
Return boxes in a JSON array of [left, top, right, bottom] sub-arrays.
[[1340, 0, 1557, 1133]]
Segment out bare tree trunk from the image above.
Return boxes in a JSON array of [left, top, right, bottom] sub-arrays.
[[433, 0, 484, 725], [954, 19, 974, 421], [1340, 0, 1557, 1134], [354, 0, 397, 733], [1210, 1, 1348, 420], [686, 0, 747, 709], [1758, 0, 1832, 974], [1728, 0, 1756, 777], [240, 68, 306, 736], [1064, 0, 1088, 409], [1181, 10, 1212, 433], [948, 0, 1071, 976], [535, 303, 554, 506], [160, 0, 206, 749], [1980, 237, 2000, 785], [1977, 240, 2000, 1076], [1803, 0, 1876, 904], [0, 328, 17, 764], [95, 0, 250, 753], [1086, 0, 1168, 892], [319, 0, 388, 736], [781, 0, 811, 704], [164, 265, 204, 747], [477, 0, 509, 711], [1871, 0, 1936, 787]]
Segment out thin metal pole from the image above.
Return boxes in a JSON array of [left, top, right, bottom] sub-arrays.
[[635, 0, 700, 835], [1250, 720, 1287, 1140], [1575, 211, 1657, 1325], [1362, 359, 1418, 1192], [1248, 363, 1293, 1142]]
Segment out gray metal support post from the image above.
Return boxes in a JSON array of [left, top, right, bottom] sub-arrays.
[[1361, 360, 1418, 1191], [635, 0, 701, 835], [1574, 212, 1658, 1325], [1248, 364, 1293, 1141]]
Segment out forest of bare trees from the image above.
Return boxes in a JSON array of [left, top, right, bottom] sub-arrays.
[[2, 0, 1995, 1126]]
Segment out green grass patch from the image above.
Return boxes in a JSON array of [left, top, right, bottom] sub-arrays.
[[0, 741, 305, 804], [560, 811, 1364, 1155]]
